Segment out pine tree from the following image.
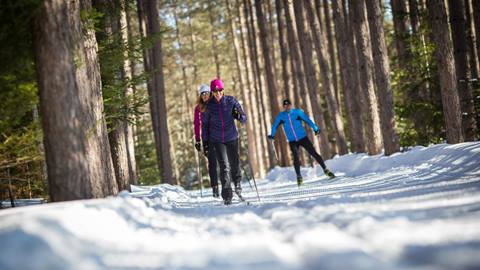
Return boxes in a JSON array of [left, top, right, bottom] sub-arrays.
[[35, 0, 118, 201], [366, 0, 400, 155], [350, 0, 383, 155], [448, 0, 477, 141], [332, 0, 366, 153], [427, 0, 464, 143]]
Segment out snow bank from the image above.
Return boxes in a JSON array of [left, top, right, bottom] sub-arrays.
[[327, 142, 480, 177], [0, 142, 479, 270]]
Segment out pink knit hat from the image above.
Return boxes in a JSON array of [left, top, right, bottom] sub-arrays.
[[210, 79, 224, 92]]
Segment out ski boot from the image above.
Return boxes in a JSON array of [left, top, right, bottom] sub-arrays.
[[234, 182, 243, 200], [212, 186, 219, 198], [324, 168, 336, 179], [223, 198, 232, 205], [297, 176, 303, 186], [222, 187, 233, 205]]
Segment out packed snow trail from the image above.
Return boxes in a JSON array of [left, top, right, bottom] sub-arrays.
[[0, 142, 479, 270]]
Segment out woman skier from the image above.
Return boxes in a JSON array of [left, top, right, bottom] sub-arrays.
[[194, 84, 219, 197], [202, 79, 247, 205]]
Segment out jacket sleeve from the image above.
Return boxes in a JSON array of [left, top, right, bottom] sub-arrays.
[[193, 106, 201, 141], [233, 97, 247, 124], [298, 109, 319, 132], [202, 109, 210, 142], [271, 114, 282, 137]]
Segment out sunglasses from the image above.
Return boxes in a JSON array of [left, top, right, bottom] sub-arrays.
[[212, 88, 223, 93], [200, 92, 210, 96]]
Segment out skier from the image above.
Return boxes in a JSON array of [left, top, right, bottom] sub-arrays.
[[202, 79, 247, 205], [268, 98, 335, 186], [194, 84, 219, 197]]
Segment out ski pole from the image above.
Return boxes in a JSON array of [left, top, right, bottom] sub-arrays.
[[246, 157, 261, 202], [268, 137, 279, 163], [242, 166, 253, 190], [236, 121, 260, 201], [193, 136, 203, 197]]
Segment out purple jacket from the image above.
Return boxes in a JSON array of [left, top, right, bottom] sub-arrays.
[[202, 95, 246, 143]]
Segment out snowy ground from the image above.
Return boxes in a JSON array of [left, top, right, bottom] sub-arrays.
[[0, 142, 479, 270]]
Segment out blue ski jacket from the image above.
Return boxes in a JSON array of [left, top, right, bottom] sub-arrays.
[[202, 95, 247, 143], [271, 108, 319, 142]]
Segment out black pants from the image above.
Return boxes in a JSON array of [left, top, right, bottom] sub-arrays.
[[289, 136, 326, 177], [207, 143, 218, 188], [213, 139, 241, 200]]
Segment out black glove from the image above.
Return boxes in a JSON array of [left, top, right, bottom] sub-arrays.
[[195, 141, 201, 152], [267, 134, 274, 140], [314, 129, 321, 136], [232, 106, 240, 120], [203, 142, 209, 156]]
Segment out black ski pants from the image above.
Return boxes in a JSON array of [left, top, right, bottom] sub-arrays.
[[289, 136, 326, 177], [213, 139, 241, 200], [207, 143, 218, 188]]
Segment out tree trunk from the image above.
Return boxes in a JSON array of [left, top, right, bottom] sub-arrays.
[[321, 0, 341, 107], [173, 1, 192, 114], [108, 123, 130, 191], [245, 0, 276, 169], [273, 0, 292, 166], [243, 0, 267, 172], [350, 0, 383, 155], [33, 106, 48, 184], [238, 0, 265, 177], [275, 0, 290, 99], [144, 0, 174, 183], [346, 0, 367, 153], [448, 0, 478, 141], [137, 0, 161, 181], [366, 0, 400, 155], [292, 0, 331, 158], [409, 0, 420, 34], [251, 0, 278, 169], [93, 0, 134, 192], [187, 0, 199, 86], [332, 0, 365, 153], [282, 0, 323, 164], [304, 0, 348, 155], [427, 0, 464, 143], [466, 0, 480, 79], [266, 0, 279, 85], [226, 0, 259, 176], [34, 0, 118, 201], [283, 0, 306, 107], [208, 1, 221, 78], [123, 0, 138, 186], [255, 0, 290, 166], [473, 0, 480, 67], [391, 0, 410, 68]]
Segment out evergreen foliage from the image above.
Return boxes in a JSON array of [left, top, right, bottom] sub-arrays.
[[388, 7, 445, 146], [0, 0, 47, 201]]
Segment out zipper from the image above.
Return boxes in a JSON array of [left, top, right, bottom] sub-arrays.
[[198, 108, 202, 139], [218, 100, 225, 143], [288, 112, 298, 141]]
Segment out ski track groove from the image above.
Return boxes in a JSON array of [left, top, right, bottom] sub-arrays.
[[172, 167, 480, 209]]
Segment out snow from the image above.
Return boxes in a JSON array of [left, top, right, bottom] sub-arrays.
[[1, 142, 479, 270]]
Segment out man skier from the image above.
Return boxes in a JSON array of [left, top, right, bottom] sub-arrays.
[[269, 99, 335, 186], [202, 79, 247, 205]]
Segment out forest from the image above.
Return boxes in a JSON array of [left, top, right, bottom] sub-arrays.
[[1, 0, 479, 203]]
